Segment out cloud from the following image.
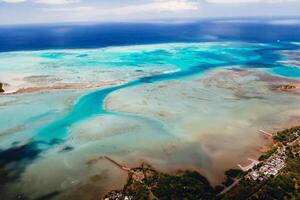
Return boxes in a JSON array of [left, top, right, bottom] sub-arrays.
[[0, 0, 79, 4], [34, 0, 79, 5], [42, 6, 94, 12], [2, 0, 299, 25], [148, 0, 199, 12], [269, 19, 300, 25], [206, 0, 297, 3], [0, 0, 197, 10], [45, 0, 199, 13], [0, 0, 26, 3], [40, 0, 200, 23]]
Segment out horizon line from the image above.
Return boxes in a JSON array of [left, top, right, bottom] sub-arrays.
[[1, 15, 300, 27]]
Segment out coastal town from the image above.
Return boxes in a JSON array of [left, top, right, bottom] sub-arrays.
[[222, 127, 300, 200], [248, 146, 286, 181], [248, 130, 299, 182]]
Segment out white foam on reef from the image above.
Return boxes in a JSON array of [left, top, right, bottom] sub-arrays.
[[2, 90, 17, 95], [0, 42, 245, 54], [269, 19, 300, 25], [291, 42, 300, 46], [1, 43, 213, 92]]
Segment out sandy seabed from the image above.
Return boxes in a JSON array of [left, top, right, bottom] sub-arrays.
[[1, 43, 300, 199]]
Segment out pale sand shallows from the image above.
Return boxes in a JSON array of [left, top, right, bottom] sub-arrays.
[[1, 42, 300, 199], [2, 68, 300, 200], [103, 68, 300, 184]]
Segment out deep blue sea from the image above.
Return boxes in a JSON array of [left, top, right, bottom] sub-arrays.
[[1, 20, 300, 52]]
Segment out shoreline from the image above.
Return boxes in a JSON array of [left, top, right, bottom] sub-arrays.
[[101, 67, 300, 187], [103, 124, 300, 200], [0, 41, 255, 54]]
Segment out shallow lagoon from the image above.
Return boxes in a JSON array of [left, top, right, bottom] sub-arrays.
[[1, 42, 300, 199]]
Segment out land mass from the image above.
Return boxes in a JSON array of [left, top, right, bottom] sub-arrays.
[[104, 163, 216, 200], [104, 126, 300, 200]]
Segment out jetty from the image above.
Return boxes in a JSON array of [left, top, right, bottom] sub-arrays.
[[104, 156, 131, 172], [259, 130, 273, 137], [217, 178, 240, 197], [238, 158, 259, 172]]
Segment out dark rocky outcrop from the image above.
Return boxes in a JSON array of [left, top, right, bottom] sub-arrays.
[[279, 84, 296, 90], [0, 83, 4, 93]]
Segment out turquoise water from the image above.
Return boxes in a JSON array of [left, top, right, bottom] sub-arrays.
[[1, 42, 299, 146], [270, 66, 300, 78], [33, 43, 267, 142], [1, 41, 300, 199], [34, 42, 300, 144]]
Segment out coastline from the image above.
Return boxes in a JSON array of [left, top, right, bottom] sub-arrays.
[[103, 67, 300, 184], [103, 124, 300, 200]]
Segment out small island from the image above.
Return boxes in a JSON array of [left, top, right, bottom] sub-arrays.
[[0, 83, 4, 93], [277, 84, 298, 92]]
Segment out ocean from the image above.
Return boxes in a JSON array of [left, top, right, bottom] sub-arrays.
[[1, 20, 300, 52], [0, 20, 300, 200]]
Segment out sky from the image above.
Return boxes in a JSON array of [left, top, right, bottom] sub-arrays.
[[0, 0, 300, 25]]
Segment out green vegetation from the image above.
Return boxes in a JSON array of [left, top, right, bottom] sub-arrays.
[[221, 177, 234, 187], [105, 126, 299, 200], [223, 126, 300, 200], [224, 169, 244, 178], [244, 153, 300, 200], [258, 147, 277, 161], [153, 171, 215, 200], [221, 179, 265, 200], [214, 185, 225, 194], [105, 164, 216, 200], [273, 126, 300, 144]]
